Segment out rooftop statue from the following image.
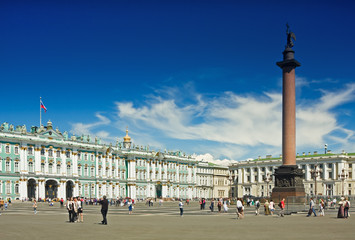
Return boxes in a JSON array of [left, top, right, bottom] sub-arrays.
[[286, 23, 296, 49]]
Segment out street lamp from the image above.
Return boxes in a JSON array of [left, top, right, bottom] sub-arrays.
[[324, 144, 328, 154], [263, 173, 272, 198], [310, 164, 323, 197], [228, 172, 233, 199], [338, 169, 348, 196]]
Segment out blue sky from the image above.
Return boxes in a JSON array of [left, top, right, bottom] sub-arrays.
[[1, 1, 355, 163]]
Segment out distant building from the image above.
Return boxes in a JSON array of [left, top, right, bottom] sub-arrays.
[[229, 152, 355, 198], [212, 165, 230, 199]]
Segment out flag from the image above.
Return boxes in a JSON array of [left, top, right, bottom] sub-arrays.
[[40, 100, 47, 113]]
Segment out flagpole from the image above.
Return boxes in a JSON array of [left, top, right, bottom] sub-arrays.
[[40, 97, 42, 126]]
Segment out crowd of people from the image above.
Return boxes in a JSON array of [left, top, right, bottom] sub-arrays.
[[0, 195, 352, 224]]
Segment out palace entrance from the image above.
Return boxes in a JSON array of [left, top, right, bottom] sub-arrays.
[[66, 181, 74, 199], [45, 180, 58, 199], [156, 184, 162, 198], [27, 179, 36, 200]]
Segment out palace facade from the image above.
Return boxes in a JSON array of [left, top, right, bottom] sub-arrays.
[[229, 152, 355, 198], [0, 120, 199, 200]]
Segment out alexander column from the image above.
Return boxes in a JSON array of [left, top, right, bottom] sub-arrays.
[[271, 25, 305, 200]]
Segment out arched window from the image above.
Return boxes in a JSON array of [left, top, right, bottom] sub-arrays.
[[28, 162, 34, 172], [28, 147, 33, 155], [41, 163, 45, 173], [5, 145, 10, 154], [5, 160, 10, 172], [84, 167, 88, 176], [41, 148, 45, 156], [78, 166, 82, 176], [66, 151, 70, 158], [90, 167, 94, 177], [67, 165, 72, 175], [48, 149, 53, 157], [85, 154, 88, 161], [57, 164, 61, 174], [14, 146, 19, 154], [56, 150, 61, 158], [15, 183, 19, 194]]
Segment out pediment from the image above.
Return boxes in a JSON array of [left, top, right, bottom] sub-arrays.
[[39, 130, 64, 140]]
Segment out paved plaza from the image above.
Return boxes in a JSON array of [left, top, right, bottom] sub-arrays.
[[0, 201, 354, 240]]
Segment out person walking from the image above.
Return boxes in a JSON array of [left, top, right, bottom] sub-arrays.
[[98, 195, 109, 225], [337, 197, 345, 218], [210, 199, 215, 212], [66, 198, 74, 222], [264, 200, 270, 215], [128, 199, 133, 215], [278, 198, 285, 217], [223, 199, 229, 213], [319, 198, 325, 216], [77, 197, 84, 222], [33, 199, 37, 214], [344, 197, 350, 219], [179, 199, 184, 217], [269, 200, 275, 215], [236, 198, 244, 219], [217, 199, 222, 213], [255, 199, 260, 215], [306, 198, 317, 217]]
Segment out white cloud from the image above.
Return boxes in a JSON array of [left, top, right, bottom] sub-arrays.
[[70, 82, 355, 162], [70, 113, 112, 142]]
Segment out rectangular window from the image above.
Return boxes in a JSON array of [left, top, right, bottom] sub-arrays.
[[28, 147, 33, 155], [78, 167, 82, 176], [56, 151, 60, 158], [15, 184, 19, 194], [90, 167, 94, 177], [14, 162, 19, 172], [41, 163, 45, 173], [28, 162, 34, 173], [6, 182, 11, 194], [57, 165, 61, 174], [14, 147, 19, 154], [329, 172, 333, 179]]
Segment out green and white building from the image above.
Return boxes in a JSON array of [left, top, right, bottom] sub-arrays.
[[0, 120, 199, 200]]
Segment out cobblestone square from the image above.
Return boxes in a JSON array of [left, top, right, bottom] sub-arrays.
[[0, 202, 353, 240]]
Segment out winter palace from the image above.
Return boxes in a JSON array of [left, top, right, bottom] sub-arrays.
[[0, 120, 209, 200]]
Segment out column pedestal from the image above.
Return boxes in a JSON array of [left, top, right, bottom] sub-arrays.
[[271, 165, 305, 201]]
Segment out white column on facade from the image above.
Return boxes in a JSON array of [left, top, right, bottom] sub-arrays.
[[305, 164, 310, 181], [72, 150, 78, 177], [39, 180, 45, 199], [95, 153, 99, 177], [187, 166, 192, 183], [146, 160, 150, 180], [20, 146, 27, 174], [332, 163, 337, 180], [162, 184, 167, 198], [158, 162, 162, 180], [323, 163, 328, 180], [35, 146, 41, 174], [176, 164, 180, 183], [20, 178, 27, 200], [114, 157, 118, 179], [238, 168, 243, 184], [35, 182, 39, 200], [193, 166, 197, 184], [44, 149, 48, 174], [257, 167, 262, 183], [250, 167, 254, 183], [61, 151, 66, 176], [163, 162, 168, 181], [103, 155, 108, 178]]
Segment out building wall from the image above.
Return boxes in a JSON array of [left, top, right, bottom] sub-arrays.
[[0, 121, 199, 200], [229, 154, 355, 198]]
